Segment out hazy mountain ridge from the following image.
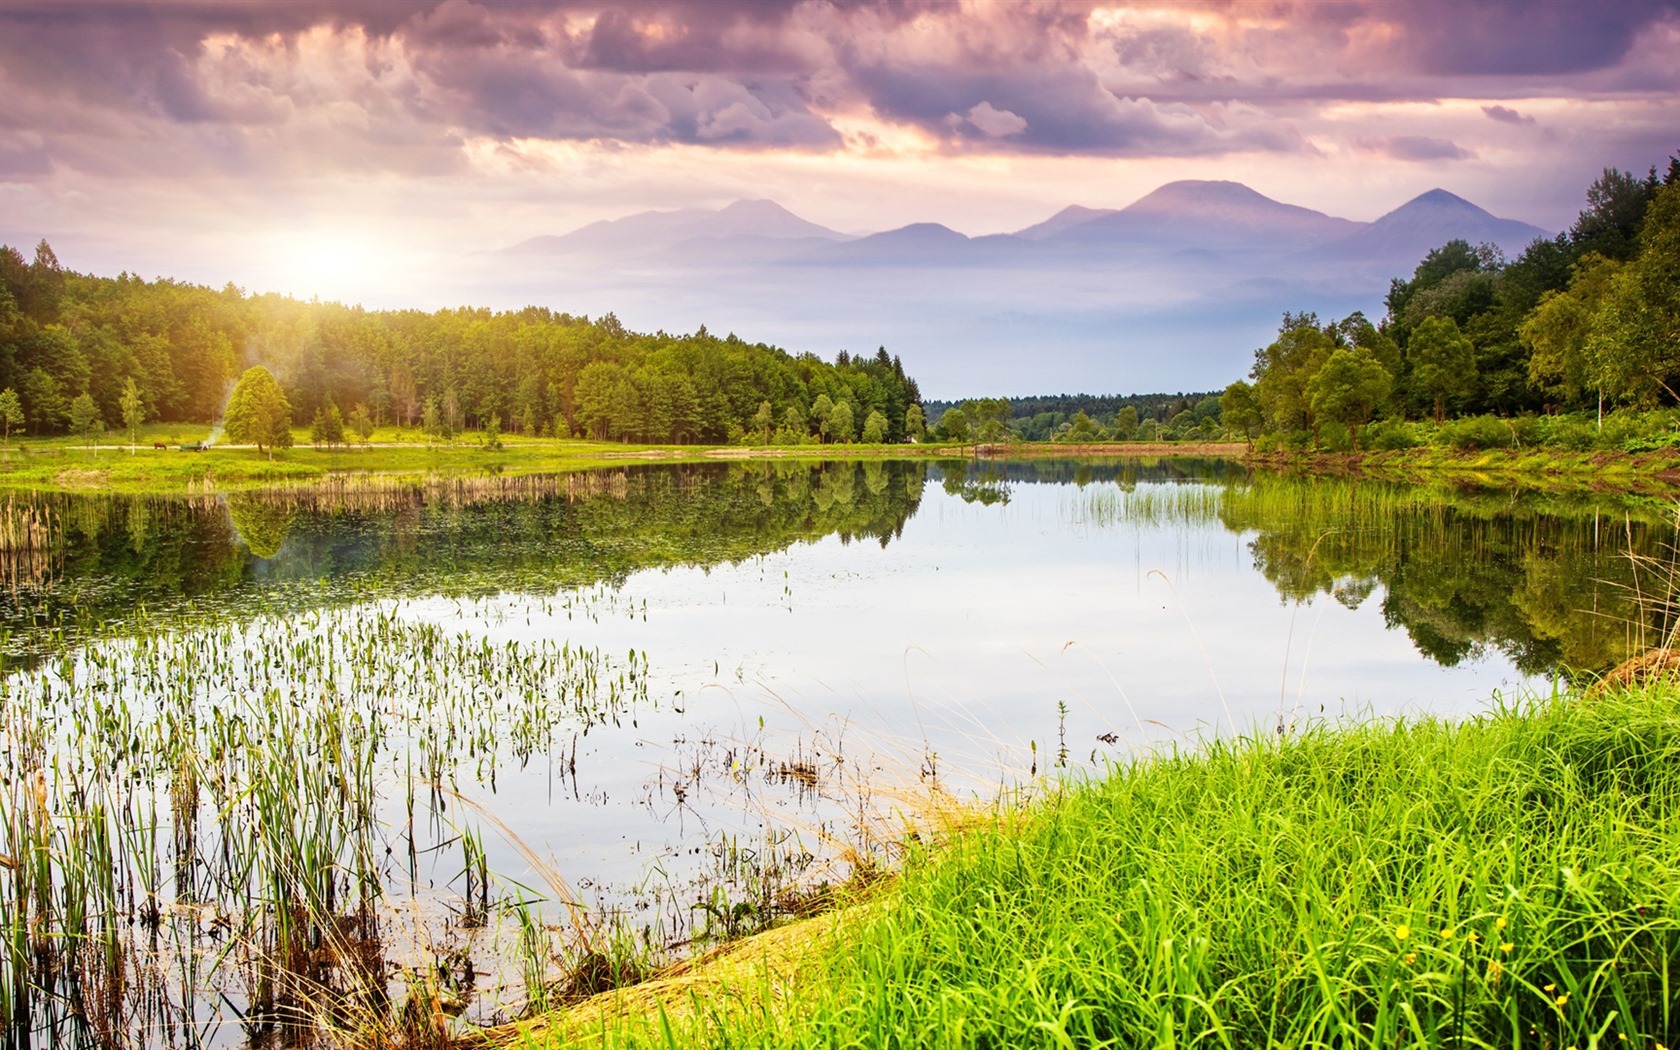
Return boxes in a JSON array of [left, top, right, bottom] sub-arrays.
[[473, 182, 1555, 397]]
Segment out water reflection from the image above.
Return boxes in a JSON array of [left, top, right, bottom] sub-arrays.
[[0, 460, 1672, 679]]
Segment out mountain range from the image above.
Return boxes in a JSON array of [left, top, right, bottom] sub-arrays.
[[474, 181, 1553, 397]]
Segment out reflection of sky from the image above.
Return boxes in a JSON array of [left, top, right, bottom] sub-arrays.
[[416, 476, 1543, 908]]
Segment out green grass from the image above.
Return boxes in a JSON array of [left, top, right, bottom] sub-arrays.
[[507, 684, 1680, 1048], [0, 427, 1245, 494]]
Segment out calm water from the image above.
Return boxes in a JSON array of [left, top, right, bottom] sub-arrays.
[[1, 457, 1670, 1043]]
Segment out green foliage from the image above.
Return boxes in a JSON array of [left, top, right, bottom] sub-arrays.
[[827, 400, 854, 444], [224, 365, 293, 456], [1407, 315, 1476, 423], [0, 387, 23, 445], [577, 688, 1680, 1049], [347, 403, 375, 447], [118, 376, 144, 450], [0, 242, 927, 445], [309, 399, 345, 448], [1589, 177, 1680, 406], [1252, 312, 1335, 438], [67, 391, 104, 449], [1308, 347, 1393, 449], [1363, 418, 1419, 451], [860, 408, 887, 444], [902, 403, 923, 441], [1236, 155, 1680, 441]]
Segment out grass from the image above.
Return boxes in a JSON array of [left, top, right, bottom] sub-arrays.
[[493, 682, 1680, 1049], [0, 427, 1247, 494]]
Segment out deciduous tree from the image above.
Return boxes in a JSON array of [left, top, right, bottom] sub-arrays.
[[224, 365, 293, 457]]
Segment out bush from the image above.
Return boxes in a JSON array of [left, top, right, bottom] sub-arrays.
[[1540, 414, 1598, 452], [1363, 419, 1419, 451], [1437, 415, 1515, 451]]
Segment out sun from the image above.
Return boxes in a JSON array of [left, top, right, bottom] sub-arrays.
[[262, 230, 385, 300]]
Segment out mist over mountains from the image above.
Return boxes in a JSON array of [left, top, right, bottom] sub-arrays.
[[476, 181, 1550, 398]]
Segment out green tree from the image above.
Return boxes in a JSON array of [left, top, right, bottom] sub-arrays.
[[1588, 178, 1680, 406], [1220, 380, 1263, 447], [940, 406, 970, 445], [1407, 316, 1476, 423], [861, 408, 888, 444], [1307, 348, 1393, 450], [119, 376, 144, 452], [310, 400, 345, 448], [966, 398, 1012, 444], [903, 403, 924, 441], [68, 391, 104, 452], [421, 396, 441, 447], [0, 388, 24, 447], [828, 400, 855, 443], [483, 412, 503, 451], [1251, 313, 1335, 438], [1113, 405, 1139, 440], [783, 405, 807, 442], [1521, 254, 1620, 414], [348, 403, 375, 447], [810, 394, 835, 442], [224, 365, 293, 458], [754, 400, 774, 445]]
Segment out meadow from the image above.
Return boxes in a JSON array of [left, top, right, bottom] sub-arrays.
[[496, 682, 1680, 1050]]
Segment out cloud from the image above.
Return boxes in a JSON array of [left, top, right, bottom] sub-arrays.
[[962, 102, 1028, 138], [1481, 104, 1535, 125], [0, 0, 1674, 186], [1357, 135, 1475, 162]]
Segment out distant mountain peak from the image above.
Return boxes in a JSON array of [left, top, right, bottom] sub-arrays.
[[1012, 204, 1119, 240], [1392, 188, 1489, 214], [1127, 180, 1278, 210]]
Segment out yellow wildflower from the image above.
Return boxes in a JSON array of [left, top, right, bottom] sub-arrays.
[[1500, 942, 1514, 954], [1486, 959, 1503, 986], [1395, 924, 1410, 941], [1465, 931, 1480, 945], [1440, 926, 1455, 940], [1495, 916, 1508, 930], [1555, 994, 1569, 1007], [1403, 952, 1417, 965]]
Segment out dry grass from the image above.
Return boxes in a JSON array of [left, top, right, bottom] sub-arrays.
[[474, 900, 888, 1048]]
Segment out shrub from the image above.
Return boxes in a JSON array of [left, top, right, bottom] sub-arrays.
[[1364, 419, 1419, 451], [1437, 415, 1515, 451]]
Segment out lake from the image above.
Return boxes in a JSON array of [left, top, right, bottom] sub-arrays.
[[0, 457, 1669, 1046]]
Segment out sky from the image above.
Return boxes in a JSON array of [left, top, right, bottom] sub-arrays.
[[2, 0, 1678, 313]]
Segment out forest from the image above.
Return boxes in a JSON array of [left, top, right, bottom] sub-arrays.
[[1228, 152, 1680, 450], [0, 251, 924, 446]]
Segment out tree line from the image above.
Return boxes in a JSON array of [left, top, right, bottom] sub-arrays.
[[924, 392, 1225, 444], [1226, 151, 1680, 449], [0, 251, 925, 446]]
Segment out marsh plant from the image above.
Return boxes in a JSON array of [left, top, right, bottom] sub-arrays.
[[0, 606, 650, 1047]]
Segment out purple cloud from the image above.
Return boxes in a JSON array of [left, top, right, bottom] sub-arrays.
[[1358, 135, 1475, 162], [1482, 105, 1535, 125], [0, 0, 1674, 180]]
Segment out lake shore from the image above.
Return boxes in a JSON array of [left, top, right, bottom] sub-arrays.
[[482, 678, 1680, 1049], [0, 432, 1248, 494], [1249, 445, 1680, 496]]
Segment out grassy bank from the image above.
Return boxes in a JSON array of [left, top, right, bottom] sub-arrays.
[[1250, 445, 1680, 497], [0, 428, 1246, 493], [489, 683, 1680, 1049]]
